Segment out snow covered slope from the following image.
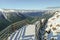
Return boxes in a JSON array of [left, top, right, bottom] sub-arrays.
[[45, 12, 60, 40]]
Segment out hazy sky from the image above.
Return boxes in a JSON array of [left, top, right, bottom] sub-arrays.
[[0, 0, 60, 10]]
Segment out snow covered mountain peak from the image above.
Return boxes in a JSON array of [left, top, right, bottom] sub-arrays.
[[46, 11, 60, 33], [45, 11, 60, 40], [0, 9, 16, 12]]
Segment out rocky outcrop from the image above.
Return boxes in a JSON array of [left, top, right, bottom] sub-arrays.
[[45, 12, 60, 40]]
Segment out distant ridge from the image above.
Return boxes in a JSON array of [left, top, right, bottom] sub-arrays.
[[47, 7, 60, 9], [46, 7, 60, 10], [0, 9, 41, 13]]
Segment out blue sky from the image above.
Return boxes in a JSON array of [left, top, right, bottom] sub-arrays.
[[0, 0, 60, 10]]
